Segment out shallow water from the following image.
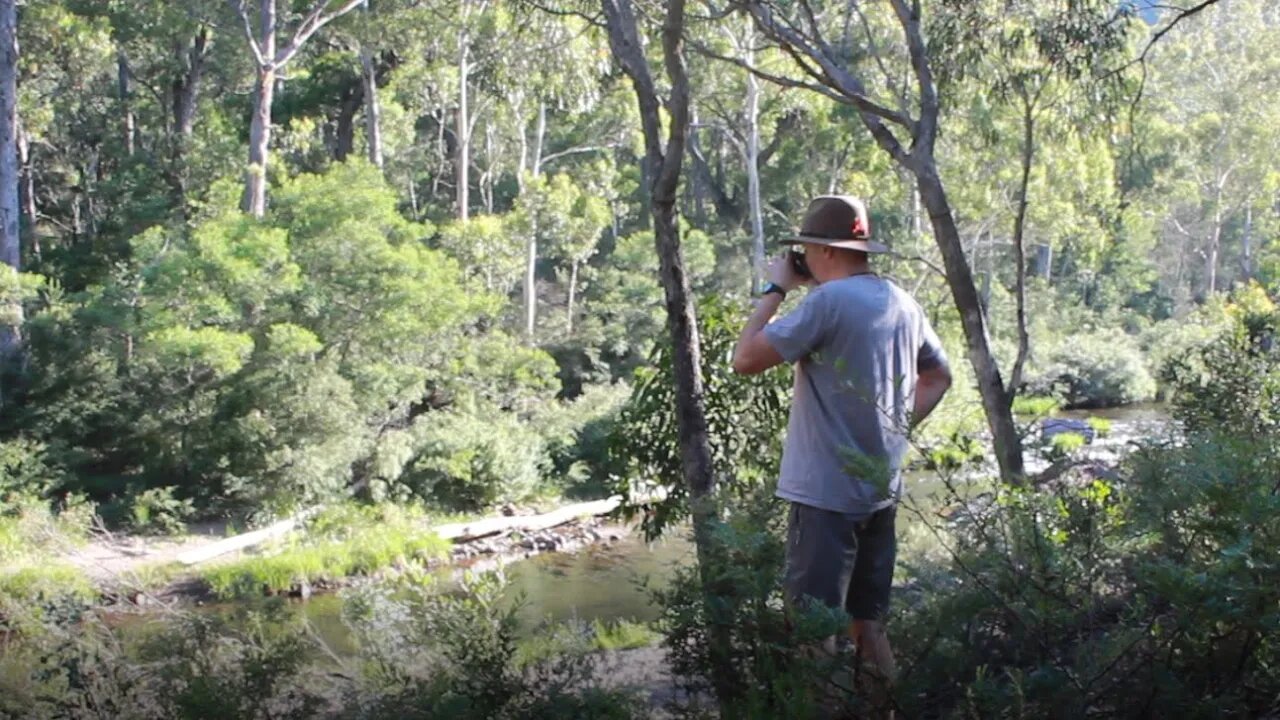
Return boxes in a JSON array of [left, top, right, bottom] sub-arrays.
[[137, 404, 1168, 656]]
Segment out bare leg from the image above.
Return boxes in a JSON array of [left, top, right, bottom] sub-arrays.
[[850, 619, 896, 681]]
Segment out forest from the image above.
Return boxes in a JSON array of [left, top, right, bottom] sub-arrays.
[[1, 0, 1279, 717]]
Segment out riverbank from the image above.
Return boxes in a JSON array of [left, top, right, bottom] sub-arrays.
[[5, 498, 647, 614]]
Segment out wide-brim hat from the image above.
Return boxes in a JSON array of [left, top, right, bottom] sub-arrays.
[[780, 195, 888, 253]]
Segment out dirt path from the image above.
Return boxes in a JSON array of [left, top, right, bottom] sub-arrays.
[[63, 520, 229, 585]]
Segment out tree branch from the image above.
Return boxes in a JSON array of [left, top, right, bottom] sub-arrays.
[[275, 0, 366, 68], [229, 0, 267, 67]]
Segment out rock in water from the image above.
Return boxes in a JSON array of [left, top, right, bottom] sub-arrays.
[[1041, 418, 1096, 443]]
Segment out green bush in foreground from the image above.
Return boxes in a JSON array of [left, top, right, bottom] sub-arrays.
[[1, 572, 643, 719]]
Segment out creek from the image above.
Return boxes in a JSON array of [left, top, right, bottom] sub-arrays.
[[122, 404, 1170, 657]]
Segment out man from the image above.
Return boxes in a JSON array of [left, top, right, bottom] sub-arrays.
[[731, 195, 952, 680]]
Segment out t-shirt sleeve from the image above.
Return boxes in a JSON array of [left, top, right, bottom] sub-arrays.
[[917, 311, 948, 372], [762, 289, 830, 363]]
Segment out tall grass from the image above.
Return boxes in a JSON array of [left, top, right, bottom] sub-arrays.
[[200, 504, 450, 599]]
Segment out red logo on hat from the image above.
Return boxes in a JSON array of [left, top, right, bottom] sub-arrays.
[[851, 217, 868, 238]]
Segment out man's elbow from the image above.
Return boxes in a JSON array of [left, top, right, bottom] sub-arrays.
[[923, 364, 953, 391], [732, 354, 758, 375]]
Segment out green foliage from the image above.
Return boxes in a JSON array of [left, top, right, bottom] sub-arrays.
[[1046, 430, 1087, 460], [535, 383, 631, 497], [0, 437, 63, 500], [340, 572, 645, 719], [654, 486, 873, 719], [1029, 328, 1157, 408], [127, 486, 195, 536], [14, 164, 497, 515], [1086, 416, 1113, 437], [400, 407, 547, 511], [0, 565, 96, 610], [200, 505, 449, 600], [1011, 394, 1059, 418], [610, 295, 790, 537]]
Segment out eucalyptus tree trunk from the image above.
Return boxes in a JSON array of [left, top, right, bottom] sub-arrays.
[[170, 27, 208, 209], [0, 0, 20, 380], [118, 50, 136, 156], [743, 39, 765, 295], [244, 65, 275, 217], [566, 259, 579, 334], [601, 0, 731, 703], [233, 0, 366, 217], [0, 0, 16, 274], [523, 101, 547, 339], [456, 29, 470, 220], [1009, 89, 1036, 395], [17, 121, 32, 259], [360, 44, 383, 169]]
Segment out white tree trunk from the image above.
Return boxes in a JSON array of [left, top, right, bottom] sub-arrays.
[[242, 0, 276, 218], [524, 226, 537, 339], [456, 35, 470, 220], [0, 0, 16, 272], [359, 43, 383, 169], [17, 121, 32, 258], [523, 100, 548, 340], [243, 67, 275, 217], [0, 0, 19, 374], [118, 50, 135, 157], [743, 42, 765, 295]]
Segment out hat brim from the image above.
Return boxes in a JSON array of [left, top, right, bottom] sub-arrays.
[[780, 234, 889, 254]]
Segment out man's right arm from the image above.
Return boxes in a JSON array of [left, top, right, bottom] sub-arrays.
[[912, 364, 951, 428]]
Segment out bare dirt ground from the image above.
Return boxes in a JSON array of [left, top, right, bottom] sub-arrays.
[[61, 520, 229, 585]]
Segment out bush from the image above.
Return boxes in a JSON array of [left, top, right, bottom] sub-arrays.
[[400, 406, 546, 511], [128, 486, 195, 535], [535, 383, 631, 498], [341, 571, 646, 719], [1029, 328, 1156, 408]]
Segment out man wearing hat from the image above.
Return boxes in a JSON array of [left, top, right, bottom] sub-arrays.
[[732, 195, 953, 681]]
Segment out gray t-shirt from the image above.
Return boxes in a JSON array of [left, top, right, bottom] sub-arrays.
[[763, 274, 947, 515]]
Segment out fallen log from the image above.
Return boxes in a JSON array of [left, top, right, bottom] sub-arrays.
[[173, 491, 663, 567]]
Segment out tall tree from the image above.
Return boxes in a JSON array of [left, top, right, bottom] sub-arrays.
[[0, 0, 17, 378], [231, 0, 365, 217], [601, 0, 734, 703], [0, 0, 13, 270]]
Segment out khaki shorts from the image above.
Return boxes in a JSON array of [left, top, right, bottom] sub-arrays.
[[783, 502, 897, 621]]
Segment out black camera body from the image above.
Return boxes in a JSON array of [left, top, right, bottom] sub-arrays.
[[788, 249, 811, 279]]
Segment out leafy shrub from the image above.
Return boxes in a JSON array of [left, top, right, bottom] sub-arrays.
[[536, 383, 631, 498], [340, 571, 645, 719], [1029, 328, 1156, 408], [1011, 394, 1059, 418], [1086, 416, 1113, 437], [610, 295, 790, 536], [0, 437, 63, 500], [128, 486, 195, 535], [401, 406, 546, 511], [1046, 430, 1087, 460], [881, 311, 1280, 718]]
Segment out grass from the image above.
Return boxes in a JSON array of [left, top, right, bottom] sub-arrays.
[[1086, 416, 1114, 437], [1012, 395, 1060, 418], [590, 618, 659, 651], [200, 504, 451, 600], [0, 564, 97, 607], [517, 618, 659, 666]]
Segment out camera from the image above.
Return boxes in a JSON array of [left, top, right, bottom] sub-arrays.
[[788, 249, 811, 279]]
